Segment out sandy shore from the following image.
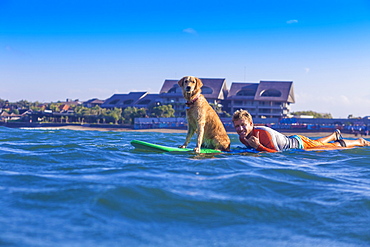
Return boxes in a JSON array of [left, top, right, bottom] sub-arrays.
[[41, 125, 363, 138]]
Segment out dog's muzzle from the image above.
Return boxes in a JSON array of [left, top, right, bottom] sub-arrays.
[[186, 86, 191, 92]]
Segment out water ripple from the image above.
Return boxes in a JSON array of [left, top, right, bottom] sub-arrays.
[[0, 127, 369, 246]]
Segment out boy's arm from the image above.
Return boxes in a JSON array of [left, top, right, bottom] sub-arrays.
[[255, 144, 278, 153], [239, 136, 249, 147], [248, 130, 278, 153]]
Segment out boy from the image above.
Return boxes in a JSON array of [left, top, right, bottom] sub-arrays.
[[232, 109, 370, 152]]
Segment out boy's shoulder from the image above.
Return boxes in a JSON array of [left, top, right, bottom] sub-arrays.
[[254, 126, 282, 136], [254, 125, 272, 131]]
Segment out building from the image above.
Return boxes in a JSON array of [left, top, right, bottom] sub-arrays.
[[83, 98, 105, 108], [227, 81, 294, 119], [101, 92, 161, 110], [159, 78, 228, 117], [100, 78, 295, 118]]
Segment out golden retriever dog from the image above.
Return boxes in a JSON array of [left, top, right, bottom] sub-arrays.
[[178, 76, 230, 153]]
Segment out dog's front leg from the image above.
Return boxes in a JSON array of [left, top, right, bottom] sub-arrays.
[[179, 126, 195, 148], [194, 123, 205, 153]]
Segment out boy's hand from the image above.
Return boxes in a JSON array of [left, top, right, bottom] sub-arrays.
[[246, 131, 260, 149], [237, 128, 247, 139]]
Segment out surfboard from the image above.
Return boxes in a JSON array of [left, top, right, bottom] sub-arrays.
[[130, 140, 258, 154], [131, 140, 357, 154]]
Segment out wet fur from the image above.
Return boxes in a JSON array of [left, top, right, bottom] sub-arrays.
[[178, 76, 230, 153]]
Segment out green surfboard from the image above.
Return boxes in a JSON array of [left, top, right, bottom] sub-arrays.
[[130, 140, 222, 154]]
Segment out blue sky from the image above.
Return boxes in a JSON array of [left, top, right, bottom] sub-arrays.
[[1, 0, 370, 118]]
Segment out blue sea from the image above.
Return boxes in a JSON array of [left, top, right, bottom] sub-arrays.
[[0, 126, 369, 247]]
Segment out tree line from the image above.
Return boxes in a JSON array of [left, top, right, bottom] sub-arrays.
[[291, 111, 333, 119], [0, 99, 176, 125], [72, 105, 175, 124]]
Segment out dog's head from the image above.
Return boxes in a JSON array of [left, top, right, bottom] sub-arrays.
[[178, 76, 203, 97]]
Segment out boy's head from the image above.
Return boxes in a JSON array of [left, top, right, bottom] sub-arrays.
[[232, 109, 253, 124], [232, 109, 254, 137]]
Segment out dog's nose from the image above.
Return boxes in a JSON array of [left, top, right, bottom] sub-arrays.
[[186, 86, 191, 91]]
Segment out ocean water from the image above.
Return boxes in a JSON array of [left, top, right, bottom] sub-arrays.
[[0, 126, 369, 247]]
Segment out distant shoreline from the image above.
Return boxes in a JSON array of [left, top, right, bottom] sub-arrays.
[[2, 122, 365, 138]]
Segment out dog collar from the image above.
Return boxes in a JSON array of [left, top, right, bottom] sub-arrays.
[[185, 94, 200, 108]]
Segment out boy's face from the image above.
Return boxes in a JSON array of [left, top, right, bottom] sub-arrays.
[[233, 118, 253, 138]]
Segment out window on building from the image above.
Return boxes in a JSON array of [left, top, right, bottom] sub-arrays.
[[246, 108, 256, 113], [236, 89, 255, 96], [138, 100, 151, 105], [234, 100, 243, 105], [202, 86, 213, 94], [260, 89, 282, 97], [123, 99, 134, 105], [259, 101, 273, 106], [109, 99, 120, 105], [168, 85, 180, 93], [259, 109, 271, 113]]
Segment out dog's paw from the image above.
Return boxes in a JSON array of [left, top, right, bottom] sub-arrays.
[[178, 145, 186, 149], [193, 147, 200, 153]]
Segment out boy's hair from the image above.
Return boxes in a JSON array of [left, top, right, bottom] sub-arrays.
[[232, 109, 253, 123]]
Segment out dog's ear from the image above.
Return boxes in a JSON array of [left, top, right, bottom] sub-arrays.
[[195, 77, 203, 90], [178, 77, 185, 87]]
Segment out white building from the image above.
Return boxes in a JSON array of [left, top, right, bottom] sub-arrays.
[[227, 81, 295, 119]]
